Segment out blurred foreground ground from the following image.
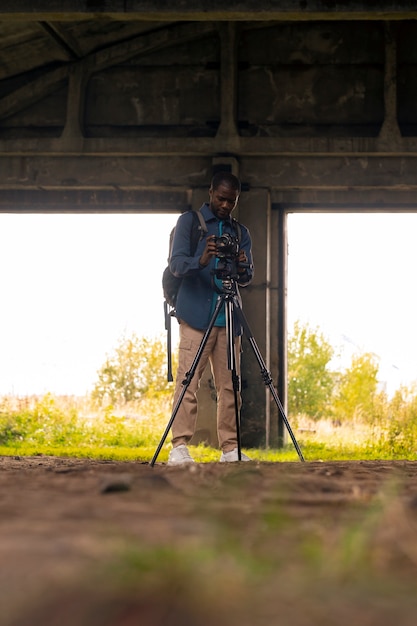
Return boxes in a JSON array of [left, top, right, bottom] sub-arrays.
[[1, 455, 417, 626]]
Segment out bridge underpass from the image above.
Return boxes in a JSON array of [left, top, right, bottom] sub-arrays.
[[2, 2, 417, 445]]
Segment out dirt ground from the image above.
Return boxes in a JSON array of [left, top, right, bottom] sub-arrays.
[[1, 455, 417, 626]]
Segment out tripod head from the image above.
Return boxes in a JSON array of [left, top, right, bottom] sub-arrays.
[[211, 257, 241, 295], [212, 255, 252, 295]]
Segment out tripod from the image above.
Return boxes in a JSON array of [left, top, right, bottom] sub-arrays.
[[150, 275, 305, 466]]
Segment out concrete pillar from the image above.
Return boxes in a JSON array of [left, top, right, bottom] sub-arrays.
[[274, 205, 288, 447], [237, 188, 274, 448]]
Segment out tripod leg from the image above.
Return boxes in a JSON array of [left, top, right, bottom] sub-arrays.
[[149, 373, 193, 467], [150, 294, 226, 466], [225, 298, 242, 461], [233, 298, 305, 463]]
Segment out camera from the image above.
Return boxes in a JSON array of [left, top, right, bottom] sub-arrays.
[[213, 233, 240, 259]]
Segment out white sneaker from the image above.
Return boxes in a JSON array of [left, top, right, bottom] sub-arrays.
[[220, 448, 251, 463], [168, 444, 195, 466]]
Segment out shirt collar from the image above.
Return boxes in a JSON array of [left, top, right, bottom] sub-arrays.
[[200, 202, 233, 225]]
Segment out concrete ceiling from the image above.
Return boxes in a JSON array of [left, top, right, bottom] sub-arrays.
[[2, 2, 417, 211]]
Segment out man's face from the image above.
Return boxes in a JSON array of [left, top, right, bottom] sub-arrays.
[[209, 183, 239, 220]]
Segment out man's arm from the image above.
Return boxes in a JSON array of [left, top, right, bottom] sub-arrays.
[[169, 212, 205, 277]]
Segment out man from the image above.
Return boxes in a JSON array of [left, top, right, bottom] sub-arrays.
[[168, 171, 254, 465]]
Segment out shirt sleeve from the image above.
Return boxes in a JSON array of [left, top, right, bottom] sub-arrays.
[[169, 211, 203, 277]]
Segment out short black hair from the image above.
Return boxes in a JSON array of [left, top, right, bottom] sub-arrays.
[[210, 171, 241, 194]]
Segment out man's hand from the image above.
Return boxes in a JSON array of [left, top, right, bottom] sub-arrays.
[[237, 249, 248, 273], [199, 235, 217, 267]]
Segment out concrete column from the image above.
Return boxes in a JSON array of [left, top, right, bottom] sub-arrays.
[[62, 64, 86, 142], [237, 188, 274, 448], [217, 22, 239, 139], [379, 21, 401, 143], [275, 205, 288, 447]]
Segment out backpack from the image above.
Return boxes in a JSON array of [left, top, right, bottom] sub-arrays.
[[162, 210, 208, 308]]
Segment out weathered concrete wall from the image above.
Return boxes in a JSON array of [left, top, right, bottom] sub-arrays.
[[0, 21, 389, 139]]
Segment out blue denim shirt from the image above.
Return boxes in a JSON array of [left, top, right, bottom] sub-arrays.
[[169, 203, 254, 332]]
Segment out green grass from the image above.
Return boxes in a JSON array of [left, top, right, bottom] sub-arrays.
[[1, 392, 417, 462]]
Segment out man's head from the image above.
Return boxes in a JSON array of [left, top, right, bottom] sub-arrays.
[[209, 171, 241, 220]]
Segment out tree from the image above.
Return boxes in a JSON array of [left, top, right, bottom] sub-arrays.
[[91, 333, 175, 406], [287, 321, 335, 419], [332, 352, 380, 422]]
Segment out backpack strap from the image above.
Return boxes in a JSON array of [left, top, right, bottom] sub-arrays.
[[189, 209, 208, 254], [195, 209, 208, 236], [231, 217, 242, 242]]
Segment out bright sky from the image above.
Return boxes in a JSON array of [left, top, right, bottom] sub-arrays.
[[0, 211, 416, 397], [0, 213, 178, 396], [287, 212, 417, 396]]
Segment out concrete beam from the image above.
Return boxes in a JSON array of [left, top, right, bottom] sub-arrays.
[[2, 1, 417, 21], [0, 155, 212, 192], [37, 21, 83, 60], [0, 189, 190, 212], [4, 134, 417, 157], [3, 154, 417, 191]]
